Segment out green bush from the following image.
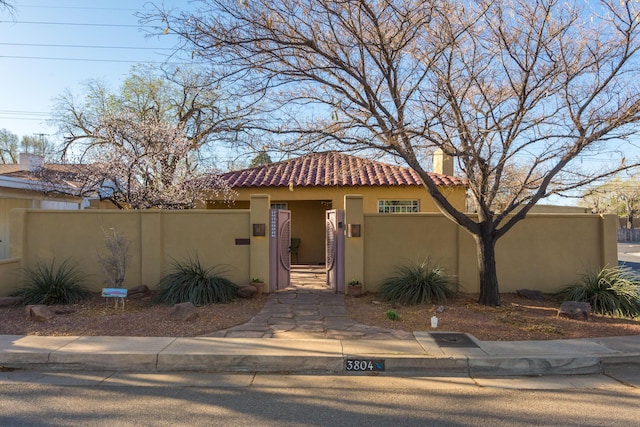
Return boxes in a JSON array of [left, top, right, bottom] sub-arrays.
[[555, 266, 640, 318], [379, 259, 456, 305], [19, 258, 91, 305], [386, 310, 400, 321], [154, 257, 238, 305]]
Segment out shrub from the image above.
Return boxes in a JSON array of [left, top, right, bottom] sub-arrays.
[[19, 258, 91, 305], [555, 265, 640, 318], [386, 310, 400, 321], [154, 257, 238, 305], [379, 259, 456, 305], [97, 227, 129, 288]]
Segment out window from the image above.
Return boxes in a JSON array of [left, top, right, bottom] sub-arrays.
[[378, 200, 419, 213], [271, 203, 288, 210]]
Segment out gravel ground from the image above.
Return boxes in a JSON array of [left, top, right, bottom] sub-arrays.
[[1, 291, 640, 341]]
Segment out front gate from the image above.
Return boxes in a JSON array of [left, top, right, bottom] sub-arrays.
[[326, 209, 345, 293], [269, 209, 291, 291]]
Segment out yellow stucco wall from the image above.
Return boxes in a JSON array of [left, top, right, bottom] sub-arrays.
[[5, 209, 252, 294], [0, 198, 31, 259], [362, 213, 618, 294], [208, 184, 466, 264], [3, 199, 613, 299], [0, 258, 21, 295], [222, 185, 466, 212]]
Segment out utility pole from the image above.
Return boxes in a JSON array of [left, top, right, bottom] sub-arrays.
[[33, 133, 47, 157]]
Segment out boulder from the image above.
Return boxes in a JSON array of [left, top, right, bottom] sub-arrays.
[[517, 289, 545, 301], [170, 302, 198, 322], [127, 285, 150, 299], [0, 296, 23, 307], [25, 305, 55, 322], [558, 301, 591, 321], [237, 285, 257, 299]]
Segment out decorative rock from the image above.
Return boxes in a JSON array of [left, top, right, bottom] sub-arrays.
[[558, 301, 591, 321], [436, 305, 445, 313], [170, 302, 198, 322], [237, 285, 257, 299], [0, 296, 23, 307], [25, 305, 55, 322], [127, 285, 150, 299], [517, 289, 545, 301]]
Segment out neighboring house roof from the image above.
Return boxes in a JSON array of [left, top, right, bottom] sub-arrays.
[[222, 152, 466, 188], [0, 155, 88, 193], [0, 164, 83, 184]]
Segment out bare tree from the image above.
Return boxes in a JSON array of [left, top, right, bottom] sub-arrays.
[[148, 0, 640, 305], [0, 1, 13, 14], [583, 176, 640, 228], [54, 65, 249, 165], [62, 113, 235, 209]]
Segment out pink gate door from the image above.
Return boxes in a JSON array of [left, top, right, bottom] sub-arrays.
[[269, 209, 291, 291], [326, 209, 345, 293]]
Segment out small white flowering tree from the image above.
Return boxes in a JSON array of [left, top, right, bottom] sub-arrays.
[[72, 113, 235, 209]]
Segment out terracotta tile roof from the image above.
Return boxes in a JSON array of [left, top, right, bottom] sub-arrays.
[[221, 152, 466, 188]]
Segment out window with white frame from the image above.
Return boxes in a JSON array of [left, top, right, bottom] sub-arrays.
[[378, 199, 419, 213], [271, 202, 288, 210]]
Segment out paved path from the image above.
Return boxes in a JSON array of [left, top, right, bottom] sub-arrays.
[[206, 266, 414, 340]]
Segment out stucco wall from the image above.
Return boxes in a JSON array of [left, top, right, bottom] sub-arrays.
[[211, 185, 466, 264], [0, 198, 31, 259], [5, 209, 252, 294], [360, 213, 618, 294], [226, 185, 466, 213]]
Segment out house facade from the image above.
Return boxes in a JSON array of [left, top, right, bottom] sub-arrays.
[[208, 151, 467, 264]]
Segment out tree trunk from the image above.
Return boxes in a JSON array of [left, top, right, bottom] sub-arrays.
[[475, 230, 501, 307]]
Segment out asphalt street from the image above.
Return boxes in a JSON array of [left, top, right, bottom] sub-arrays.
[[0, 371, 639, 427], [617, 243, 640, 271]]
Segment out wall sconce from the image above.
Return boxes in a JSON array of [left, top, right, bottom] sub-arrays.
[[347, 224, 361, 238], [253, 223, 266, 237]]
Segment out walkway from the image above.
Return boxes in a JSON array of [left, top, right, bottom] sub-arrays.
[[206, 266, 414, 340]]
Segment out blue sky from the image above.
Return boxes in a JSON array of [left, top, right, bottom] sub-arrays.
[[0, 0, 180, 144], [0, 1, 635, 206]]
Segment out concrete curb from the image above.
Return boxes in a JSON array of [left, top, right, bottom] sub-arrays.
[[1, 334, 639, 376]]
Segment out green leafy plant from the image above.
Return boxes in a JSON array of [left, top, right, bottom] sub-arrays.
[[251, 278, 264, 283], [19, 258, 91, 305], [386, 310, 400, 321], [349, 279, 361, 286], [379, 259, 456, 305], [154, 257, 238, 305], [555, 266, 640, 318]]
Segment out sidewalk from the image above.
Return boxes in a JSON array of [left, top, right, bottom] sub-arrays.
[[1, 333, 639, 376], [1, 267, 639, 377]]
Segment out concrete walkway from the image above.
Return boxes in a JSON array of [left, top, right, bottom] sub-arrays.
[[1, 266, 639, 377]]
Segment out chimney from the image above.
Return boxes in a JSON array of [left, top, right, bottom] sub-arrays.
[[433, 148, 453, 176], [18, 153, 44, 171]]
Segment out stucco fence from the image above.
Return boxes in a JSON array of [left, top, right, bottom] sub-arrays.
[[0, 193, 618, 297], [0, 195, 272, 296], [343, 195, 618, 294]]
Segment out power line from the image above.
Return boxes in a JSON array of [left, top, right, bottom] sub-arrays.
[[0, 55, 178, 64], [0, 20, 154, 28], [0, 110, 50, 116], [0, 42, 173, 50], [18, 5, 140, 12]]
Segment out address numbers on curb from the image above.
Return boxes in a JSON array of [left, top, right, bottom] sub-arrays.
[[345, 359, 385, 371]]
